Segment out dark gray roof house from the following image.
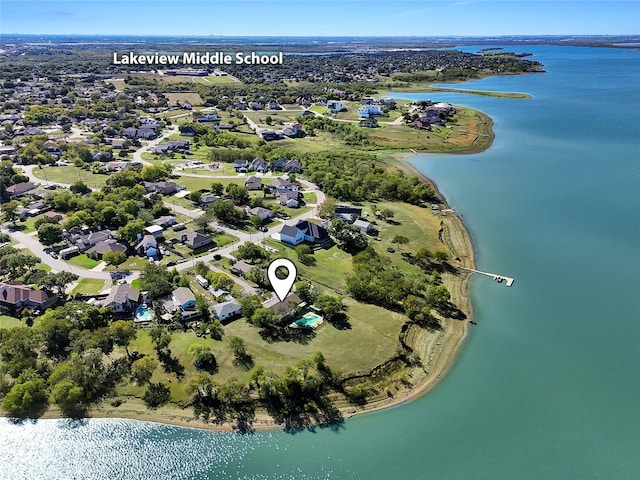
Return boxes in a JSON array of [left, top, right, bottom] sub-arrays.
[[180, 230, 213, 250]]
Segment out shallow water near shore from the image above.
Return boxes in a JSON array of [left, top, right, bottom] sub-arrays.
[[2, 46, 639, 480]]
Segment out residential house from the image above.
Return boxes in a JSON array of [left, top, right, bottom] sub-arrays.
[[250, 158, 268, 173], [148, 181, 179, 195], [284, 159, 302, 173], [258, 130, 282, 141], [170, 287, 199, 320], [248, 101, 263, 110], [267, 100, 281, 110], [199, 194, 220, 206], [212, 298, 242, 322], [101, 284, 140, 313], [263, 293, 303, 320], [144, 225, 164, 238], [282, 122, 304, 138], [196, 113, 220, 123], [230, 260, 254, 277], [0, 282, 56, 316], [247, 207, 274, 221], [92, 151, 113, 162], [180, 230, 213, 250], [69, 229, 113, 252], [151, 216, 177, 228], [268, 178, 299, 192], [245, 176, 262, 191], [353, 219, 375, 235], [296, 220, 330, 244], [5, 182, 36, 199], [279, 192, 299, 208], [86, 239, 128, 259], [135, 234, 158, 259], [278, 224, 306, 245], [180, 125, 197, 136], [327, 100, 345, 114], [359, 117, 378, 128], [233, 160, 249, 173], [358, 105, 383, 119]]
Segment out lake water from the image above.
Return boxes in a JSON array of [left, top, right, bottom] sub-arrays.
[[1, 46, 639, 480]]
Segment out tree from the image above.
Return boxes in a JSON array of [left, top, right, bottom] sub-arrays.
[[189, 190, 202, 203], [210, 182, 224, 195], [239, 295, 262, 319], [70, 181, 91, 195], [2, 370, 48, 417], [250, 215, 263, 228], [117, 219, 145, 244], [50, 378, 84, 417], [131, 355, 158, 385], [434, 251, 449, 262], [392, 235, 410, 251], [39, 271, 78, 301], [250, 307, 279, 329], [314, 295, 344, 320], [2, 200, 19, 224], [295, 280, 317, 305], [228, 336, 253, 370], [103, 250, 126, 266], [329, 220, 368, 252], [295, 244, 316, 266], [188, 343, 216, 370], [211, 199, 245, 225], [236, 242, 268, 264], [38, 223, 62, 245], [379, 208, 395, 221], [140, 263, 173, 298], [195, 293, 211, 321], [318, 199, 337, 219], [110, 320, 137, 357], [143, 382, 171, 408], [2, 251, 39, 281], [226, 184, 249, 206], [149, 327, 171, 353]]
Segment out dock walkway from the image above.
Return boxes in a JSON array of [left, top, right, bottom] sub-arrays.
[[461, 267, 515, 287]]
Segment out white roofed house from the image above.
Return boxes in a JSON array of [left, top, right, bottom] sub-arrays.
[[212, 299, 242, 322], [101, 284, 140, 313]]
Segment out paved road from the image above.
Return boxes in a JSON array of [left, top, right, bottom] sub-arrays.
[[0, 227, 115, 280], [134, 125, 179, 166]]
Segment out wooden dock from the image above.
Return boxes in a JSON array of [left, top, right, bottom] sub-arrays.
[[461, 267, 515, 287]]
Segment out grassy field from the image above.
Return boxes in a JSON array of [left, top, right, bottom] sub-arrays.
[[118, 295, 402, 402], [32, 165, 109, 188], [67, 254, 100, 269], [0, 315, 24, 329], [164, 92, 204, 107], [71, 278, 109, 295], [204, 76, 238, 83], [363, 106, 493, 153]]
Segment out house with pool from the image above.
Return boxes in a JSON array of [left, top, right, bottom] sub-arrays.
[[101, 284, 140, 313]]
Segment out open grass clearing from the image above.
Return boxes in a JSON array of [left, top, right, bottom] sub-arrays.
[[31, 165, 109, 188], [67, 254, 100, 269], [72, 278, 109, 295], [164, 92, 204, 106], [0, 315, 24, 329]]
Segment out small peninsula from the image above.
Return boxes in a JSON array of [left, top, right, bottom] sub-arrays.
[[0, 37, 528, 432]]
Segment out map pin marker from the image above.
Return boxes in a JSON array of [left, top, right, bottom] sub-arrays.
[[267, 258, 297, 302]]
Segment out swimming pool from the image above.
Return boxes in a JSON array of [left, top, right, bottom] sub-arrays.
[[294, 312, 323, 329], [135, 305, 153, 322]]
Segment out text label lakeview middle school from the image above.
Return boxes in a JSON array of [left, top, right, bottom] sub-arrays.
[[112, 51, 284, 65]]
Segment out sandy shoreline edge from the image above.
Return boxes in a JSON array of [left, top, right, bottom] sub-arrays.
[[2, 107, 487, 433]]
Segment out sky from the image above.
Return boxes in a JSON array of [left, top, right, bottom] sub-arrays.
[[1, 0, 638, 37]]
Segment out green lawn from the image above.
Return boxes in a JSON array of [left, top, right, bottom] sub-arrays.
[[31, 166, 109, 188], [109, 256, 151, 271], [72, 278, 108, 295], [0, 315, 24, 329], [67, 254, 100, 269], [204, 76, 238, 83], [118, 295, 402, 402]]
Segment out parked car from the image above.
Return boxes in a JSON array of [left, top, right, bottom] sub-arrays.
[[258, 226, 268, 232]]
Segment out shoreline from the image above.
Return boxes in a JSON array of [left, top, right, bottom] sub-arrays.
[[1, 106, 487, 433], [2, 157, 477, 433]]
